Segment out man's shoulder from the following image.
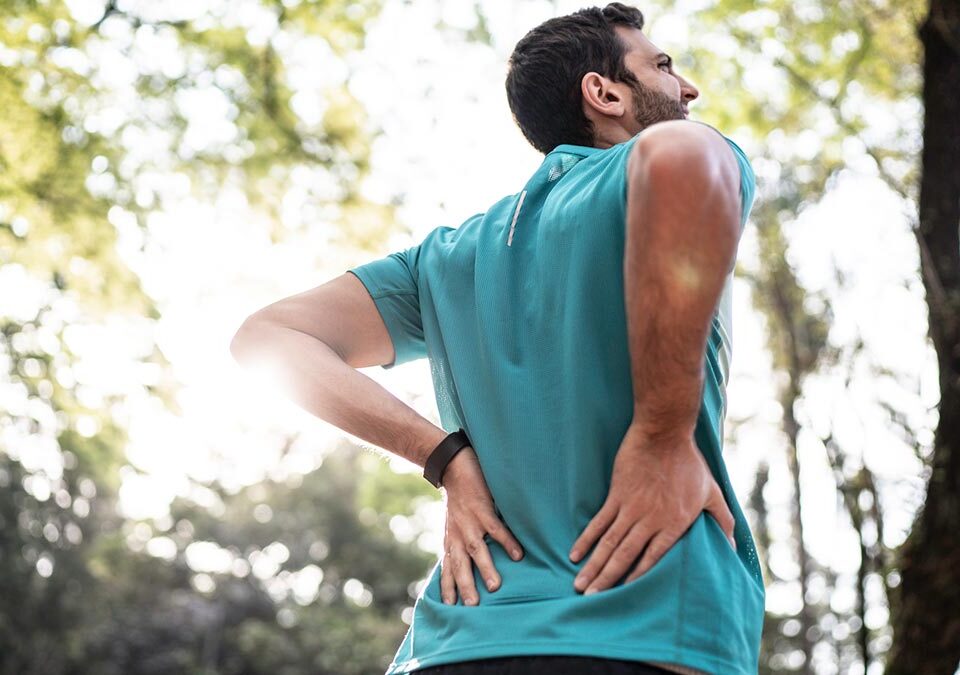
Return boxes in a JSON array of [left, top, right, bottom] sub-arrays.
[[420, 190, 531, 243]]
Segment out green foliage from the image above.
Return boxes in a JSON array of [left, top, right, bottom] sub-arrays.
[[356, 453, 438, 516], [0, 0, 440, 673], [0, 0, 936, 673]]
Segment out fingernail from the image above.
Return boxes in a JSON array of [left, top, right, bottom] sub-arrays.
[[585, 586, 597, 595], [512, 549, 522, 560], [574, 576, 585, 590], [487, 577, 498, 590], [569, 550, 579, 561]]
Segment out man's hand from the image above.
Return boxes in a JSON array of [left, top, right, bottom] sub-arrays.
[[439, 446, 525, 606], [568, 421, 736, 595]]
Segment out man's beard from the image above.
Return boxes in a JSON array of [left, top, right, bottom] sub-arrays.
[[628, 78, 685, 130]]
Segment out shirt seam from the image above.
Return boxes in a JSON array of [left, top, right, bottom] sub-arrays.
[[370, 289, 418, 300], [347, 269, 419, 301]]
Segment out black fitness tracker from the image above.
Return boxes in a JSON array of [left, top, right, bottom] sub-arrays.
[[423, 428, 472, 488]]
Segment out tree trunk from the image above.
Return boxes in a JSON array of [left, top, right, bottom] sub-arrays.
[[781, 383, 816, 669], [887, 0, 960, 671]]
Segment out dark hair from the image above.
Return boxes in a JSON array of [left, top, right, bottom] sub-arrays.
[[505, 3, 646, 154]]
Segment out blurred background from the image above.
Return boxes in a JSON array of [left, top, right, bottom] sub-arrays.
[[2, 0, 957, 673]]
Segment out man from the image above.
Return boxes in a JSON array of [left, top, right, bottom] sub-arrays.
[[230, 3, 765, 674]]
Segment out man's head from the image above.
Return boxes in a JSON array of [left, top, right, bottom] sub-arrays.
[[505, 3, 700, 154]]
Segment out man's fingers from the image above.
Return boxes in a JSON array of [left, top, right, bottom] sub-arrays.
[[572, 513, 631, 592], [580, 521, 649, 594], [623, 530, 674, 584], [569, 501, 618, 563], [483, 514, 524, 562], [440, 551, 456, 605], [449, 546, 480, 606], [466, 531, 502, 593]]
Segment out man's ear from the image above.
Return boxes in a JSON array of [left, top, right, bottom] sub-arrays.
[[580, 72, 628, 120]]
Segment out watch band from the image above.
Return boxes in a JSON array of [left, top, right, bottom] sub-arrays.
[[423, 428, 471, 488]]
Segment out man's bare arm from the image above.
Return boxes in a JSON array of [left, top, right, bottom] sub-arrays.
[[624, 120, 742, 439], [567, 121, 743, 591], [229, 272, 447, 469], [231, 272, 527, 603]]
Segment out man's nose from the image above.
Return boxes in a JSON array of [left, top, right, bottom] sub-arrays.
[[678, 76, 699, 103]]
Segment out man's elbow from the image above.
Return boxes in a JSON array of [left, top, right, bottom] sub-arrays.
[[229, 313, 272, 365]]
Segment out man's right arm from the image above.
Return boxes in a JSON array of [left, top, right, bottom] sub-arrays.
[[566, 127, 744, 586], [624, 120, 743, 440]]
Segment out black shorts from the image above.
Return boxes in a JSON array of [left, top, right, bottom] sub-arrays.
[[413, 655, 678, 674]]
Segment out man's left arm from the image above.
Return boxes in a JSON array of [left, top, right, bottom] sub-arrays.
[[229, 271, 447, 469], [231, 266, 526, 603]]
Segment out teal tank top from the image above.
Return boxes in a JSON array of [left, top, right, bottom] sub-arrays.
[[347, 123, 765, 675]]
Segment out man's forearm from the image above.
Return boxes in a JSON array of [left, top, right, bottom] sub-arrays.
[[624, 139, 741, 440], [231, 320, 447, 468]]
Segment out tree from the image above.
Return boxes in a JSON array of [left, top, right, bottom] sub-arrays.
[[0, 0, 437, 672], [886, 0, 960, 671]]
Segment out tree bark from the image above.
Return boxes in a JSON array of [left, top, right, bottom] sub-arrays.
[[780, 382, 816, 669], [887, 0, 960, 671]]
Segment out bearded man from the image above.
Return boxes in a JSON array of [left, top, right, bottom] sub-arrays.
[[231, 4, 766, 674]]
